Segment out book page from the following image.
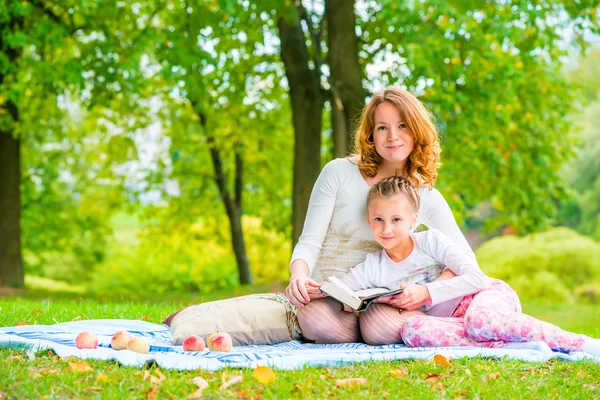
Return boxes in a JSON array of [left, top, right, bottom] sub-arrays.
[[327, 276, 360, 299], [354, 287, 394, 297]]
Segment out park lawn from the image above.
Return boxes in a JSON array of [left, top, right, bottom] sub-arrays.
[[1, 293, 600, 399]]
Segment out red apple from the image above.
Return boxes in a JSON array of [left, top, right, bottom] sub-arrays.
[[207, 332, 233, 352], [127, 337, 150, 354], [111, 330, 133, 350], [183, 335, 206, 352], [75, 331, 98, 349]]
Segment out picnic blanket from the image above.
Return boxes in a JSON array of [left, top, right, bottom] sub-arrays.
[[1, 319, 598, 370]]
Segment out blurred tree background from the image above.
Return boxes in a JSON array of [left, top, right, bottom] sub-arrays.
[[0, 0, 599, 304]]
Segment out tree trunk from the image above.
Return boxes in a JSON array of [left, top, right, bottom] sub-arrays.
[[278, 11, 326, 246], [325, 0, 367, 157], [199, 111, 252, 285], [0, 124, 24, 288]]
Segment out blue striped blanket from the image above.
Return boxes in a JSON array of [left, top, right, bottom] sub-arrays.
[[0, 319, 597, 370]]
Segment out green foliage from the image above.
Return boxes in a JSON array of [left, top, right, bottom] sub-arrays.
[[90, 215, 290, 296], [476, 228, 600, 302], [0, 0, 155, 282], [557, 50, 600, 240], [365, 1, 599, 234], [574, 283, 600, 305]]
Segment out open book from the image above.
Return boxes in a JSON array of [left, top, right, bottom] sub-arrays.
[[320, 276, 403, 312]]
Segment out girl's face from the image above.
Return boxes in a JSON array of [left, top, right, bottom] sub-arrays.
[[368, 195, 418, 251], [372, 102, 415, 169]]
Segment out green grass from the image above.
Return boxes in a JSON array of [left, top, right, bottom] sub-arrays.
[[1, 294, 600, 399]]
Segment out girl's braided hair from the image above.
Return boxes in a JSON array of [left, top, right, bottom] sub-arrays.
[[367, 175, 420, 214]]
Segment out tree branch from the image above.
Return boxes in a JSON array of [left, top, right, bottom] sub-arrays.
[[296, 2, 324, 73], [234, 142, 243, 210]]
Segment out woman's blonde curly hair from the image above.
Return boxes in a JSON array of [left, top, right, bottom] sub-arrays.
[[352, 87, 441, 188]]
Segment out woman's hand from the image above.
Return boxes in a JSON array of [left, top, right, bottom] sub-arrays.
[[286, 274, 321, 307], [286, 259, 322, 307], [380, 283, 431, 310]]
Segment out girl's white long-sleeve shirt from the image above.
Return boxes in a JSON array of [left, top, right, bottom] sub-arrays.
[[338, 229, 489, 317]]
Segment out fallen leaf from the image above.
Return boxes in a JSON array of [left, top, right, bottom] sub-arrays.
[[488, 372, 501, 380], [150, 376, 162, 385], [155, 368, 166, 382], [334, 378, 368, 388], [41, 369, 59, 376], [219, 375, 243, 391], [189, 377, 209, 399], [86, 386, 103, 391], [97, 373, 109, 383], [68, 360, 92, 373], [139, 315, 151, 321], [143, 370, 151, 381], [16, 322, 27, 326], [146, 386, 159, 400], [387, 368, 408, 378], [71, 316, 82, 321], [31, 308, 44, 316], [434, 354, 452, 367], [583, 384, 599, 390], [426, 373, 443, 382], [253, 366, 275, 384]]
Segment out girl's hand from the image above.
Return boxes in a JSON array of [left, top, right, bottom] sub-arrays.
[[285, 273, 321, 307], [385, 283, 431, 310]]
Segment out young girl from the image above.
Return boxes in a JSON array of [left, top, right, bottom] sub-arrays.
[[332, 175, 489, 324]]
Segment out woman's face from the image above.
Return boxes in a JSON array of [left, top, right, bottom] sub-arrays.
[[372, 102, 414, 168]]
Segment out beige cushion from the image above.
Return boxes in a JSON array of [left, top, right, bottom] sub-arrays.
[[164, 293, 302, 346]]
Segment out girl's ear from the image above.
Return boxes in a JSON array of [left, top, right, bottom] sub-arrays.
[[411, 213, 419, 229]]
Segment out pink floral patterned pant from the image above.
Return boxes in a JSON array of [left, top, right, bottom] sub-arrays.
[[401, 279, 586, 352]]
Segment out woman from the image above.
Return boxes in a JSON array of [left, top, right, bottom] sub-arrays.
[[286, 86, 467, 344]]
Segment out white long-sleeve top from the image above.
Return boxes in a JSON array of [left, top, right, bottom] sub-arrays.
[[338, 229, 489, 317], [291, 156, 478, 285]]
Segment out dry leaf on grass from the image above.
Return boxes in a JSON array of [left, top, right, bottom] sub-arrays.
[[253, 366, 275, 384], [219, 375, 243, 391], [189, 377, 209, 399], [146, 386, 159, 400], [71, 316, 82, 321], [334, 378, 368, 388], [583, 384, 599, 391], [426, 373, 443, 382], [155, 368, 166, 381], [42, 369, 59, 376], [97, 373, 109, 383], [487, 372, 501, 381], [144, 369, 166, 385], [387, 368, 408, 378], [68, 360, 92, 373], [434, 354, 452, 367], [16, 322, 27, 326], [139, 315, 151, 321]]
